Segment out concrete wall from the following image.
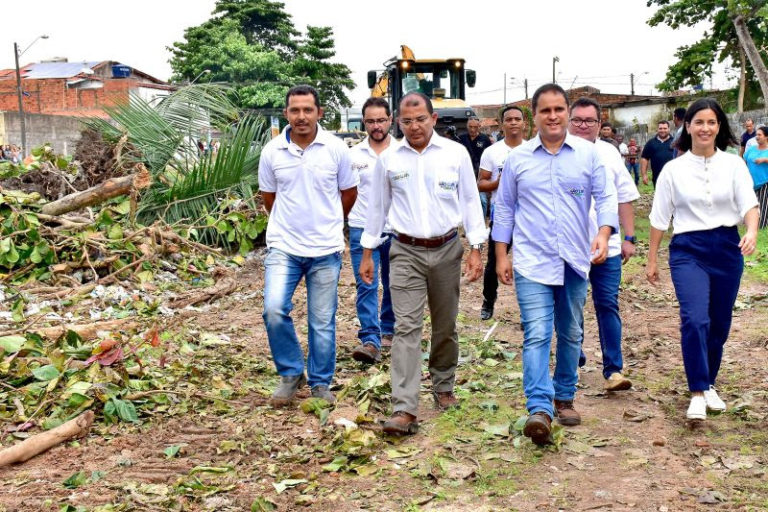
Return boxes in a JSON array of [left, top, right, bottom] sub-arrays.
[[0, 111, 84, 155]]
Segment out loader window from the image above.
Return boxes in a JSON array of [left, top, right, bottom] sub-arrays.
[[401, 64, 462, 101]]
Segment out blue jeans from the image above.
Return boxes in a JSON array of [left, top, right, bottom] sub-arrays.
[[669, 226, 743, 392], [515, 264, 588, 418], [589, 255, 623, 379], [262, 248, 342, 387], [626, 162, 639, 184], [348, 227, 395, 349]]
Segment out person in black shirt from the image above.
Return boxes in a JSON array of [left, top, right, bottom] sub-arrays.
[[740, 118, 756, 157], [641, 120, 675, 187], [459, 117, 493, 215]]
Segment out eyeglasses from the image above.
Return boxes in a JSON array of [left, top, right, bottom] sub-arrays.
[[399, 115, 431, 127], [364, 118, 389, 126], [570, 118, 599, 127]]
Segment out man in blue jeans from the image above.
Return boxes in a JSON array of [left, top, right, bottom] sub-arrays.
[[348, 97, 396, 364], [259, 85, 358, 406], [568, 97, 639, 392], [493, 84, 618, 446]]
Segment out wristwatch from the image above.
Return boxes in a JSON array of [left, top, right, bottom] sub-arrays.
[[471, 243, 484, 251], [624, 235, 637, 244]]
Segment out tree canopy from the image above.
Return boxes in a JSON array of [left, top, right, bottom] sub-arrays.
[[647, 0, 768, 109], [168, 0, 354, 123]]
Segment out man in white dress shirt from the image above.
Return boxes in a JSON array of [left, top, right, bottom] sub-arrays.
[[259, 85, 358, 407], [568, 97, 640, 392], [359, 92, 487, 434], [348, 97, 395, 364]]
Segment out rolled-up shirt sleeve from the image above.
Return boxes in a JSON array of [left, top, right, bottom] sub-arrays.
[[733, 158, 759, 218], [491, 155, 516, 243], [361, 152, 391, 249], [458, 149, 488, 245], [649, 170, 674, 231], [590, 151, 619, 233]]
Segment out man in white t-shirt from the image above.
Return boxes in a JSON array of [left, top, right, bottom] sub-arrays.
[[259, 85, 359, 407], [477, 105, 526, 320], [348, 97, 395, 364], [568, 97, 639, 391]]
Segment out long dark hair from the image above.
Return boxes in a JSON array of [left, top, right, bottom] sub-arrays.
[[676, 98, 737, 152]]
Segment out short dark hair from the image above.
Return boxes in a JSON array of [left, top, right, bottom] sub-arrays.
[[658, 120, 670, 128], [676, 97, 737, 152], [531, 83, 569, 113], [571, 97, 601, 118], [362, 97, 390, 117], [673, 107, 686, 121], [499, 104, 524, 121], [601, 121, 613, 130], [285, 85, 320, 109], [399, 91, 433, 114], [757, 126, 768, 138]]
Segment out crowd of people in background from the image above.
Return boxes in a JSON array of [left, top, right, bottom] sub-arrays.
[[0, 145, 22, 164]]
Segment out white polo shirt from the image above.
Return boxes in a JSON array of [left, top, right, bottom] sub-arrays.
[[650, 149, 757, 235], [479, 139, 525, 206], [258, 126, 358, 257], [361, 132, 487, 249], [347, 137, 390, 232], [589, 139, 641, 258]]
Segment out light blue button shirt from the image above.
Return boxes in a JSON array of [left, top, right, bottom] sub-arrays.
[[491, 133, 618, 285]]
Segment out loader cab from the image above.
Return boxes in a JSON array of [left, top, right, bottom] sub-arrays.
[[368, 58, 477, 138]]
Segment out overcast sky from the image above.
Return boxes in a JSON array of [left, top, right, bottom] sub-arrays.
[[1, 0, 735, 108]]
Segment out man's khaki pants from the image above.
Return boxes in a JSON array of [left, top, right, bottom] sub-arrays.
[[388, 236, 463, 416]]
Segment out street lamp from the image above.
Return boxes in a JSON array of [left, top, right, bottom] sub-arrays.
[[630, 71, 649, 96], [190, 69, 211, 84], [552, 56, 560, 84], [14, 34, 48, 158]]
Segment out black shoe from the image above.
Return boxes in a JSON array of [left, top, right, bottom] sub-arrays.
[[578, 349, 587, 368], [480, 301, 494, 321]]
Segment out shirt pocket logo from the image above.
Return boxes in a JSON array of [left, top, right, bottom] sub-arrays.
[[436, 169, 459, 197], [565, 185, 586, 199]]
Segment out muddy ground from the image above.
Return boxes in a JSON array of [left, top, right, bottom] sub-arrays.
[[1, 202, 767, 512]]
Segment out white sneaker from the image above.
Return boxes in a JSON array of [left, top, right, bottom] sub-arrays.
[[686, 396, 706, 420], [703, 386, 726, 412]]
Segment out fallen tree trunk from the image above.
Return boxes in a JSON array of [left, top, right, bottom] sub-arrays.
[[167, 269, 237, 309], [0, 410, 94, 467], [41, 165, 150, 216]]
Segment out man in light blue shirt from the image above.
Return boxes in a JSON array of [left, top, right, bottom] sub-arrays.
[[492, 83, 618, 446]]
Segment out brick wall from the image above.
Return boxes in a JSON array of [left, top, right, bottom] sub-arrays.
[[0, 77, 134, 115]]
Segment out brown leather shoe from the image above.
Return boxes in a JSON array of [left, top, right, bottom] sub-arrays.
[[381, 334, 393, 350], [523, 412, 553, 446], [433, 391, 459, 411], [352, 343, 381, 364], [554, 399, 582, 426], [381, 411, 419, 435]]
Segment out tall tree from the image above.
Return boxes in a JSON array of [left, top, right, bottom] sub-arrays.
[[212, 0, 299, 56], [647, 0, 768, 108]]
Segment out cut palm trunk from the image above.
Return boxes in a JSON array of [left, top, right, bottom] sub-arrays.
[[0, 411, 94, 467]]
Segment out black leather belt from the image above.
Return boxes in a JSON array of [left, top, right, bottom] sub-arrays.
[[396, 229, 458, 248]]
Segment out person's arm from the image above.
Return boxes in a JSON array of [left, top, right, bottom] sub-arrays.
[[262, 192, 276, 213], [477, 169, 497, 192], [340, 187, 357, 218], [640, 157, 650, 185], [646, 227, 664, 285], [492, 156, 517, 285], [457, 150, 486, 283], [619, 202, 635, 264], [589, 151, 619, 265], [739, 207, 759, 255], [360, 154, 392, 284]]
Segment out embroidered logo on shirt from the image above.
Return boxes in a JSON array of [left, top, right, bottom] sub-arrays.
[[391, 171, 410, 181], [438, 181, 458, 192], [352, 162, 368, 171], [566, 186, 585, 198]]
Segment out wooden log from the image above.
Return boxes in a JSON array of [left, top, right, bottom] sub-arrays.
[[40, 165, 150, 216], [0, 410, 94, 467]]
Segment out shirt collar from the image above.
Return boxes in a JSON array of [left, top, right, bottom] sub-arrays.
[[531, 132, 577, 154], [398, 131, 445, 153], [278, 124, 331, 149]]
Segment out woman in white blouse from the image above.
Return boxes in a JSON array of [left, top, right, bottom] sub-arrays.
[[646, 98, 758, 422]]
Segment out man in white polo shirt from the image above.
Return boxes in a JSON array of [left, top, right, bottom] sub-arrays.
[[360, 92, 486, 435], [259, 85, 358, 407], [348, 97, 395, 364]]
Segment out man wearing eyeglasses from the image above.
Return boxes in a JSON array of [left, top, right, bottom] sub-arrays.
[[359, 92, 486, 435], [493, 84, 618, 446], [477, 105, 527, 321], [569, 97, 639, 393], [348, 97, 395, 364]]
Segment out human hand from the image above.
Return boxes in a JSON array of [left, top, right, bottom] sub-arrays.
[[621, 240, 636, 264], [739, 230, 758, 256]]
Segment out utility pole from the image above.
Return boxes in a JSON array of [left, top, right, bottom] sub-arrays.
[[630, 73, 635, 96], [552, 56, 559, 83], [13, 35, 48, 158], [524, 78, 528, 99], [504, 72, 507, 104]]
